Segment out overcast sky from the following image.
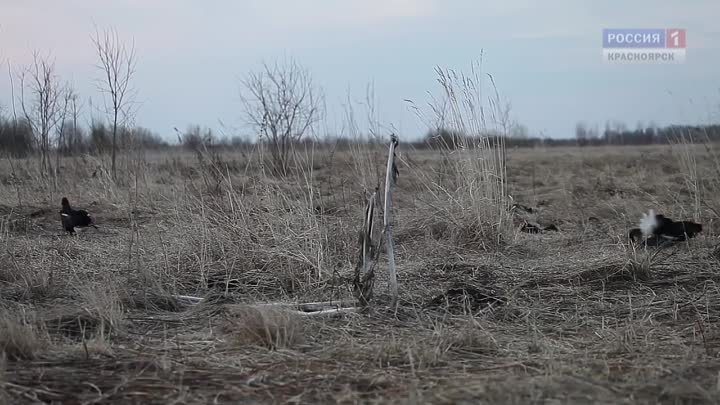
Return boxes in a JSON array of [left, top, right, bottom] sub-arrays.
[[1, 0, 718, 140]]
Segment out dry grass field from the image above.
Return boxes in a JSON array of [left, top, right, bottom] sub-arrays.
[[1, 141, 720, 404]]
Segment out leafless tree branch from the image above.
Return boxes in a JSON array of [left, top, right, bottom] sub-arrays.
[[16, 51, 65, 178], [91, 26, 137, 180]]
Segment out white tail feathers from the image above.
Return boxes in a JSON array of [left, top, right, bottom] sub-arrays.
[[639, 209, 658, 239]]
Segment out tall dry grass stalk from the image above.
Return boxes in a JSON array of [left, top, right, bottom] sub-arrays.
[[694, 127, 720, 223], [344, 85, 387, 195], [670, 130, 702, 220], [409, 59, 512, 248]]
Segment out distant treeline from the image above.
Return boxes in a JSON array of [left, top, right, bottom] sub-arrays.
[[0, 117, 253, 158], [411, 124, 720, 149], [1, 115, 719, 158], [0, 116, 169, 157]]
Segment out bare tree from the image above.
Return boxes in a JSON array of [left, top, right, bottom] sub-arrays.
[[68, 91, 83, 153], [54, 85, 76, 174], [575, 121, 588, 147], [91, 27, 136, 179], [18, 51, 65, 177], [240, 59, 323, 175]]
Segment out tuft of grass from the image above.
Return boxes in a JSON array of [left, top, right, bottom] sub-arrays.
[[445, 318, 499, 355], [218, 304, 304, 350], [67, 335, 115, 359], [625, 252, 654, 281], [625, 242, 672, 282], [374, 334, 450, 370], [407, 60, 513, 250], [73, 281, 126, 336], [0, 310, 46, 361]]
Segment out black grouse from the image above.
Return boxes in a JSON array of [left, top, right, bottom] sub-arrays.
[[629, 209, 702, 245], [60, 197, 98, 234]]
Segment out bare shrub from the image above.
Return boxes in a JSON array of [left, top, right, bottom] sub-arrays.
[[17, 52, 67, 178], [240, 58, 323, 176]]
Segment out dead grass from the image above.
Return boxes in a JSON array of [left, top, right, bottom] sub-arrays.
[[73, 280, 126, 335], [218, 304, 304, 350], [0, 143, 719, 404], [0, 310, 46, 361]]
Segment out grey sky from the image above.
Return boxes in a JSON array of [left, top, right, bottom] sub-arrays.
[[1, 0, 718, 140]]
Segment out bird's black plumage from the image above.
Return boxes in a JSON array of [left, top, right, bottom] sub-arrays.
[[658, 219, 703, 241], [60, 197, 97, 234], [646, 212, 702, 241], [628, 227, 643, 242], [630, 210, 702, 245]]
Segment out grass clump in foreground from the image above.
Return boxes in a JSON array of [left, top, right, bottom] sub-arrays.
[[218, 304, 304, 350], [0, 310, 46, 361]]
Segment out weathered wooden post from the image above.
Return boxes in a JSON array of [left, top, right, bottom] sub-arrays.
[[353, 189, 378, 306], [352, 134, 400, 307], [384, 135, 399, 305]]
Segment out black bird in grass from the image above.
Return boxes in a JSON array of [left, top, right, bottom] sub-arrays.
[[60, 197, 98, 234], [629, 209, 702, 245], [628, 228, 643, 242]]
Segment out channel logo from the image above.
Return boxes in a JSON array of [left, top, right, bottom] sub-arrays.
[[602, 28, 686, 64]]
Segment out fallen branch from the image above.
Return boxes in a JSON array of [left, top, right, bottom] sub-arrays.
[[294, 307, 359, 317], [172, 294, 204, 304], [170, 295, 359, 317], [255, 300, 358, 312]]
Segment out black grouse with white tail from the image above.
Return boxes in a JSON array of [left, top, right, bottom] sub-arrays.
[[60, 197, 98, 234], [629, 209, 702, 245]]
